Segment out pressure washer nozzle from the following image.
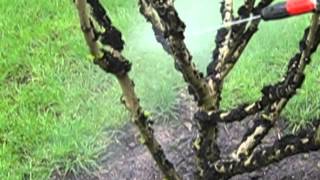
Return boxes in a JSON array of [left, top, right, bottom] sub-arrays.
[[261, 0, 319, 21]]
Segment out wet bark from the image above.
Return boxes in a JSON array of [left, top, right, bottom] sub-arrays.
[[74, 1, 181, 179], [74, 0, 320, 179]]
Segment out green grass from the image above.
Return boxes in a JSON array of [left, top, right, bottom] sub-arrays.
[[0, 0, 179, 179], [0, 0, 319, 179]]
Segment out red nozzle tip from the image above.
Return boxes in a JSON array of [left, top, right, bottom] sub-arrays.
[[286, 0, 316, 15]]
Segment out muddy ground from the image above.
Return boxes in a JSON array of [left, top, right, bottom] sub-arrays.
[[56, 92, 320, 180]]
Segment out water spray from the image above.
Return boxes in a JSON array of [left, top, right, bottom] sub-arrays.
[[191, 0, 319, 37]]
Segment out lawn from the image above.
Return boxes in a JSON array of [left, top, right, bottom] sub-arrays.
[[0, 0, 319, 179]]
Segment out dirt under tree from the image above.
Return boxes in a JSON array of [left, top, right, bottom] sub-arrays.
[[56, 91, 320, 180]]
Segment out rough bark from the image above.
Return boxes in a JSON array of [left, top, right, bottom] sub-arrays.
[[137, 1, 221, 178], [213, 122, 320, 179], [74, 0, 320, 179], [232, 13, 320, 161], [74, 1, 181, 179], [207, 0, 273, 101], [138, 0, 218, 111]]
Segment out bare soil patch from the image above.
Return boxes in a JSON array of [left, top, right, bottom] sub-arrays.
[[56, 91, 320, 180]]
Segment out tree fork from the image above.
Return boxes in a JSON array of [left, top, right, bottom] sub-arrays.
[[74, 0, 181, 179], [73, 0, 320, 179], [213, 122, 320, 179], [232, 13, 320, 161], [194, 1, 272, 178], [208, 0, 274, 78], [207, 0, 274, 103], [137, 1, 222, 178]]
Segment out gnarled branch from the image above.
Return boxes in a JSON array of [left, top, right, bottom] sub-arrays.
[[74, 1, 320, 179], [74, 1, 181, 179], [138, 1, 222, 178], [207, 0, 274, 111], [138, 0, 218, 111], [213, 122, 320, 179], [232, 13, 320, 161]]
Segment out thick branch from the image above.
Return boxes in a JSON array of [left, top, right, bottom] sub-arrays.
[[206, 68, 305, 124], [232, 13, 320, 160], [213, 0, 233, 78], [74, 1, 181, 179], [213, 122, 320, 179], [208, 0, 273, 78], [75, 0, 100, 56], [202, 80, 300, 125], [203, 0, 235, 110], [201, 10, 320, 125], [138, 0, 218, 111], [191, 1, 235, 177], [205, 0, 273, 112], [138, 2, 223, 178]]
